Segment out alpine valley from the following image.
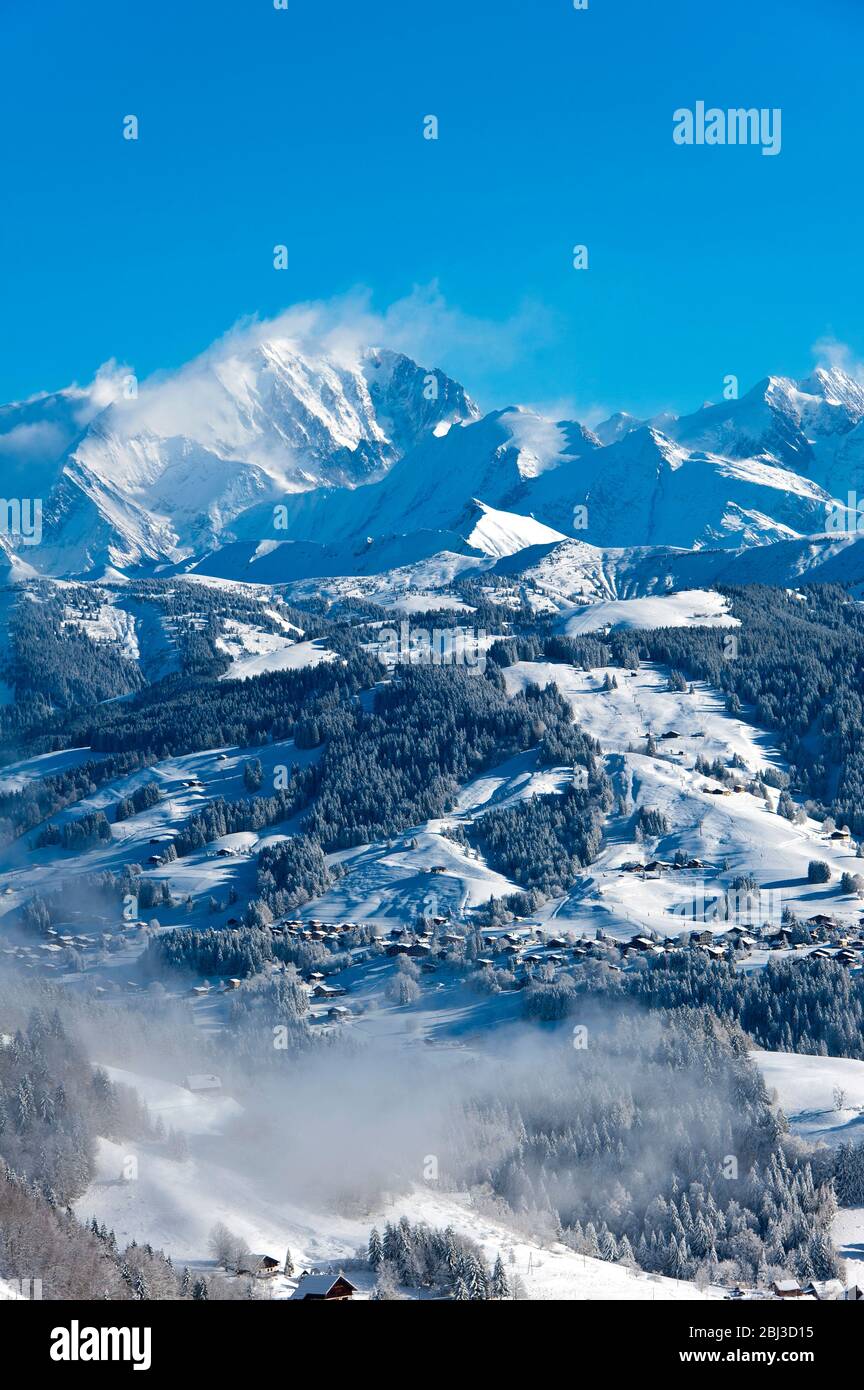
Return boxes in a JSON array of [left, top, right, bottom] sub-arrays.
[[4, 318, 864, 1304]]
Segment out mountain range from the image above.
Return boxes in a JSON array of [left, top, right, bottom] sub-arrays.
[[4, 322, 864, 592]]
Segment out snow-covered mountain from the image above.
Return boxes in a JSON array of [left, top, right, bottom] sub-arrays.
[[5, 323, 864, 585], [668, 368, 864, 495], [209, 404, 833, 577], [222, 407, 597, 555], [3, 341, 477, 576], [198, 362, 864, 574]]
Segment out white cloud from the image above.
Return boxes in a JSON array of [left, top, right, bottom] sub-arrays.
[[74, 360, 134, 423], [5, 289, 559, 457], [0, 420, 69, 460], [90, 285, 561, 445], [811, 335, 864, 382], [523, 394, 612, 429], [160, 283, 560, 407]]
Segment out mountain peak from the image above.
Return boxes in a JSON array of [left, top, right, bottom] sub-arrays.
[[593, 411, 643, 446], [798, 364, 864, 414]]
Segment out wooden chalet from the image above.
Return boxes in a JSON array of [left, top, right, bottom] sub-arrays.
[[803, 1279, 845, 1300], [772, 1279, 803, 1299], [291, 1271, 358, 1301]]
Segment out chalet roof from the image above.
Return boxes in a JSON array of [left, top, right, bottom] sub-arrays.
[[291, 1271, 358, 1298], [184, 1073, 222, 1091], [804, 1278, 844, 1299]]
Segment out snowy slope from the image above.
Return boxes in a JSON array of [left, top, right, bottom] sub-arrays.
[[525, 425, 830, 548], [754, 1051, 864, 1148], [0, 737, 323, 923], [561, 589, 738, 635], [751, 1050, 864, 1284], [289, 820, 525, 926], [503, 532, 864, 604], [228, 407, 597, 553], [214, 622, 337, 680], [226, 407, 832, 561], [74, 1064, 716, 1300], [501, 661, 864, 939], [463, 501, 567, 559]]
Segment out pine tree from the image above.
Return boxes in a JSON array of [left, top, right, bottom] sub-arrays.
[[362, 1225, 380, 1272], [491, 1253, 510, 1299], [618, 1235, 635, 1267], [466, 1256, 489, 1300]]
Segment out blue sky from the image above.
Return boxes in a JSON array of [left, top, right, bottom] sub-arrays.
[[2, 0, 862, 419]]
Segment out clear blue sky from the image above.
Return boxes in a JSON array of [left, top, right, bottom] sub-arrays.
[[2, 0, 862, 419]]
